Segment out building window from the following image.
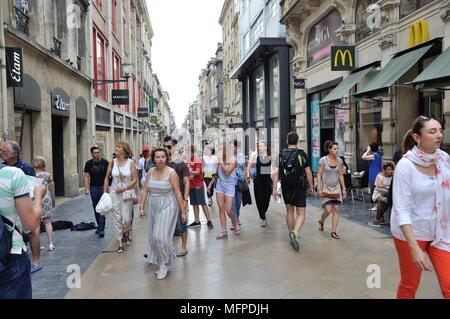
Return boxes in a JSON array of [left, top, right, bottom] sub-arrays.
[[250, 14, 263, 46], [123, 17, 127, 51], [94, 28, 107, 101], [112, 51, 121, 90], [400, 0, 434, 19], [112, 0, 117, 34], [133, 77, 137, 115], [253, 65, 264, 121], [266, 0, 277, 21], [289, 48, 296, 117], [269, 54, 279, 118], [355, 0, 379, 42]]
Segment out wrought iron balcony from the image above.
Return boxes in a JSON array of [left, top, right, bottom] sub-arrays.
[[50, 37, 62, 57], [14, 7, 30, 36]]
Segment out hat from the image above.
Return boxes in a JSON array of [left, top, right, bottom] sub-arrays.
[[142, 146, 150, 152]]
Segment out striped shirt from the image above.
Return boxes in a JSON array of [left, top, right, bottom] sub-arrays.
[[0, 166, 30, 254]]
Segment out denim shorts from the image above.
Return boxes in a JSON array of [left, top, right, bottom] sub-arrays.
[[189, 188, 206, 206], [0, 251, 32, 299]]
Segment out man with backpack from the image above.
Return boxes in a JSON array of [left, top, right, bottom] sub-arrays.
[[0, 163, 46, 299], [272, 132, 313, 251]]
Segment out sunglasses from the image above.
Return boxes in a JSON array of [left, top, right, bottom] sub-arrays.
[[163, 145, 172, 150]]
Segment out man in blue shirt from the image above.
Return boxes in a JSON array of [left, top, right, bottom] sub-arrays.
[[1, 141, 36, 177]]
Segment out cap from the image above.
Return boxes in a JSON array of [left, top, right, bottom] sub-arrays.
[[142, 146, 150, 152]]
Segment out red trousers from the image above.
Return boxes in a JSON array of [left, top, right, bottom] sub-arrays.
[[393, 237, 450, 299]]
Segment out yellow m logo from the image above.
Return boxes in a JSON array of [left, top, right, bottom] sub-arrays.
[[334, 50, 353, 68], [408, 20, 429, 48]]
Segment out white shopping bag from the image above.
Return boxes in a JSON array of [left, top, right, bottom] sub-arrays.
[[96, 192, 113, 215]]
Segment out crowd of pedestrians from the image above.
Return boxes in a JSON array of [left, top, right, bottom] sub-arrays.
[[1, 115, 449, 298]]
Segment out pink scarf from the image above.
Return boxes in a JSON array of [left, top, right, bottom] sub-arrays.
[[404, 146, 450, 250]]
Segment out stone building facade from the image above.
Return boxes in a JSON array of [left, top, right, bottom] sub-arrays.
[[281, 0, 450, 177]]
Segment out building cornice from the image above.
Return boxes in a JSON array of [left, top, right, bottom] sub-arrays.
[[219, 0, 232, 25], [5, 27, 91, 84]]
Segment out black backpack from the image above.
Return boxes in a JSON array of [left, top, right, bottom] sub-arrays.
[[280, 149, 306, 187]]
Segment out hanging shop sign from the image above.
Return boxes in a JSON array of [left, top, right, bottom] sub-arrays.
[[138, 107, 149, 117], [6, 47, 23, 87], [408, 20, 429, 48], [331, 46, 355, 71], [293, 78, 305, 89], [112, 89, 129, 105]]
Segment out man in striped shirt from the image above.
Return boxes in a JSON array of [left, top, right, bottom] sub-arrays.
[[0, 163, 45, 299]]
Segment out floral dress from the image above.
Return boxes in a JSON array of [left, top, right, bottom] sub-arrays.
[[37, 172, 53, 219]]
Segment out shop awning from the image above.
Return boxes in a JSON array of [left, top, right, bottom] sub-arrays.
[[408, 45, 450, 89], [320, 65, 376, 104], [353, 43, 434, 98]]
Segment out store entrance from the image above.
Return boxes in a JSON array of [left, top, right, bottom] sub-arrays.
[[52, 116, 65, 196]]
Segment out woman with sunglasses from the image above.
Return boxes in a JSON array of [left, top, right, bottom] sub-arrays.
[[391, 116, 450, 298]]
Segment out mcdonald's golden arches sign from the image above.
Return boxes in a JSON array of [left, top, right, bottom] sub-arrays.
[[408, 20, 429, 48], [331, 46, 355, 71]]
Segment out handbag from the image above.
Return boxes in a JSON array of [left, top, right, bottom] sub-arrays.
[[321, 184, 341, 199], [238, 180, 249, 192], [116, 159, 138, 203]]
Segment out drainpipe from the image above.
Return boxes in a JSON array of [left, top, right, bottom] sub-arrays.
[[0, 3, 8, 140]]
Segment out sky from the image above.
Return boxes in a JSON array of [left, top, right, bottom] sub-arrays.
[[146, 0, 224, 128]]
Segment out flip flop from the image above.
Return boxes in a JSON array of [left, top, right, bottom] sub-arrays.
[[318, 220, 324, 231], [176, 250, 188, 257]]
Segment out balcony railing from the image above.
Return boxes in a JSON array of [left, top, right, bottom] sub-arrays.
[[14, 7, 30, 36], [50, 37, 62, 57]]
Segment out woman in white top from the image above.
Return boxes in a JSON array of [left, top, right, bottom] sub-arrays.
[[203, 146, 218, 206], [104, 142, 138, 253], [391, 116, 450, 299], [371, 162, 394, 225]]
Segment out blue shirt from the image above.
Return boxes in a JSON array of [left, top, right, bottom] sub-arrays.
[[3, 160, 36, 177], [368, 152, 382, 184], [235, 153, 245, 185]]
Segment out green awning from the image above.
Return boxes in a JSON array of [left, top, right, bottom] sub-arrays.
[[354, 44, 434, 98], [320, 66, 375, 104], [408, 45, 450, 89]]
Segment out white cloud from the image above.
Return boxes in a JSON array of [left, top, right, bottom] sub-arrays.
[[146, 0, 224, 128]]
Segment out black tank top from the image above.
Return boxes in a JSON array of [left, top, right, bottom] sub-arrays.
[[256, 155, 271, 179]]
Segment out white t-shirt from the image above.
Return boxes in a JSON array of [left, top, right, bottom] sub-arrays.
[[203, 155, 218, 176], [391, 158, 441, 248]]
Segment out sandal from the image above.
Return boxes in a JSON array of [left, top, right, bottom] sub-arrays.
[[117, 246, 124, 253], [176, 250, 188, 257], [216, 231, 228, 240], [318, 220, 324, 231], [234, 225, 240, 235], [331, 232, 341, 239], [230, 225, 235, 231]]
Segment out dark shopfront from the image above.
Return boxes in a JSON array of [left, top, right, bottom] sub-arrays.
[[51, 88, 71, 196], [306, 78, 342, 174], [231, 38, 292, 155]]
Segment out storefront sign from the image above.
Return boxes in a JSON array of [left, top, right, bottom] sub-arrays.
[[294, 78, 305, 89], [6, 47, 23, 87], [310, 100, 321, 173], [51, 88, 70, 117], [408, 20, 429, 48], [331, 46, 355, 71], [112, 89, 129, 105], [114, 113, 124, 126], [138, 107, 149, 117], [307, 10, 342, 67]]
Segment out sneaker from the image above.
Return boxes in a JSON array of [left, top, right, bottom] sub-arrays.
[[48, 244, 55, 251], [156, 265, 168, 280], [98, 231, 105, 238], [207, 221, 214, 229], [188, 221, 201, 227], [368, 220, 382, 227], [31, 263, 43, 273], [289, 232, 299, 251], [95, 229, 100, 235]]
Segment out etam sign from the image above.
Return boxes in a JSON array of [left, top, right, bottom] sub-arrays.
[[6, 48, 23, 87]]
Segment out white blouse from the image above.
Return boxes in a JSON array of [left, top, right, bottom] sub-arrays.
[[391, 158, 439, 245], [203, 155, 218, 174]]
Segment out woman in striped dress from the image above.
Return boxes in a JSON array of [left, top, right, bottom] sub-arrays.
[[139, 147, 186, 280]]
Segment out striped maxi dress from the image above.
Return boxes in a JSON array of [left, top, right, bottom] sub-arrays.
[[145, 168, 179, 266]]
